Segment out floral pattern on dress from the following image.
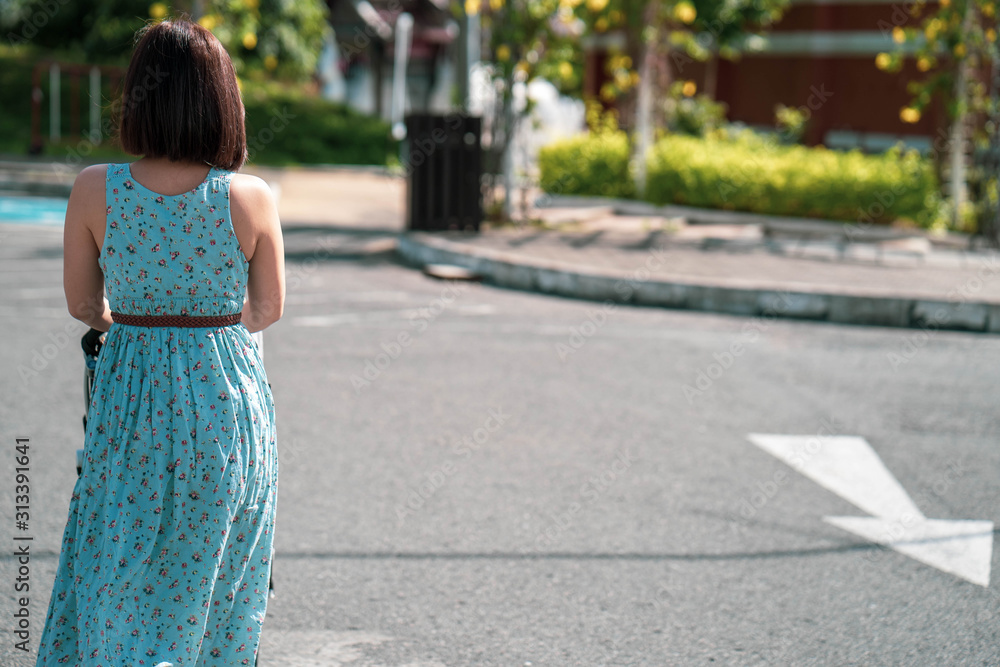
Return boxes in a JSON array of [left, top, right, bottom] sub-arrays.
[[36, 163, 278, 667]]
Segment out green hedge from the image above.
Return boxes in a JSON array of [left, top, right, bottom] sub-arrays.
[[538, 131, 635, 199], [0, 50, 395, 167], [242, 84, 396, 166], [539, 130, 938, 225]]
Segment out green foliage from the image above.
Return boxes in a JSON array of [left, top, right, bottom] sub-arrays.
[[539, 129, 939, 225], [773, 103, 808, 144], [241, 81, 396, 166], [537, 118, 634, 198], [663, 81, 727, 137], [0, 0, 330, 79], [1, 0, 150, 62], [0, 48, 34, 154], [199, 0, 330, 82], [877, 0, 997, 125], [647, 132, 936, 224], [682, 0, 790, 58], [0, 50, 394, 166], [477, 0, 573, 94]]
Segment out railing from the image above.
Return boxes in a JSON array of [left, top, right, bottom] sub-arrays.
[[30, 60, 126, 154]]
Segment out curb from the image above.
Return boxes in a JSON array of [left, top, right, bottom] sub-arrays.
[[535, 193, 971, 250], [397, 232, 1000, 334]]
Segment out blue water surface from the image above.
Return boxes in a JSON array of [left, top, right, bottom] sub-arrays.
[[0, 196, 68, 226]]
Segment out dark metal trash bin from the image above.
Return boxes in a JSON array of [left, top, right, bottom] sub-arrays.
[[404, 113, 482, 232]]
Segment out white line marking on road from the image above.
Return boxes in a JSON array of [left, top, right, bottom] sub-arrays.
[[748, 434, 994, 587], [824, 516, 994, 588], [747, 435, 923, 521]]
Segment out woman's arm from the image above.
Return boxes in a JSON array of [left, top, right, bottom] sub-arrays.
[[64, 165, 112, 332], [230, 175, 285, 333]]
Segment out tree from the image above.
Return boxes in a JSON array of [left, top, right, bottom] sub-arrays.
[[470, 0, 582, 217], [1, 0, 329, 81], [1, 0, 152, 60], [568, 0, 790, 194], [681, 0, 790, 98], [191, 0, 330, 81], [878, 0, 998, 233]]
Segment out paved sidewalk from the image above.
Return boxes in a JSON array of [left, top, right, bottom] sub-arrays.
[[397, 222, 1000, 333], [6, 159, 1000, 332]]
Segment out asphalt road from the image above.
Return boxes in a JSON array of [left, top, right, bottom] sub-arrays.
[[1, 223, 998, 666]]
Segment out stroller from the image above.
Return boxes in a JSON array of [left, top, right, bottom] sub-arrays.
[[77, 328, 276, 604]]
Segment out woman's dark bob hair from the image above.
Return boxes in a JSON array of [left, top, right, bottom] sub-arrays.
[[119, 19, 247, 171]]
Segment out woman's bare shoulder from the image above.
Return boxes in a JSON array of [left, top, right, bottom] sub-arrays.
[[67, 164, 110, 220], [72, 164, 109, 192], [230, 173, 273, 203], [229, 173, 278, 226]]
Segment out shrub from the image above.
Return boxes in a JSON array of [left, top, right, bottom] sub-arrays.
[[537, 130, 634, 199], [538, 128, 938, 225], [663, 82, 728, 137], [645, 131, 936, 224], [242, 82, 396, 166], [0, 50, 396, 167]]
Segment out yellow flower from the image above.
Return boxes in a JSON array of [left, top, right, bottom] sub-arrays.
[[465, 0, 479, 14], [925, 18, 942, 39], [916, 56, 932, 71], [595, 17, 608, 31], [900, 107, 921, 123], [682, 80, 696, 96], [264, 55, 278, 71], [559, 61, 573, 79], [587, 0, 609, 11], [875, 52, 892, 70], [496, 44, 511, 61], [242, 33, 257, 50], [198, 14, 219, 30], [892, 26, 905, 43], [983, 3, 995, 17], [954, 43, 966, 57], [673, 1, 697, 24], [987, 28, 997, 42], [149, 2, 168, 19], [939, 0, 950, 6], [489, 0, 503, 10]]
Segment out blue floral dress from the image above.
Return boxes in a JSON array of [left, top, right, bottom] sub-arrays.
[[36, 163, 278, 667]]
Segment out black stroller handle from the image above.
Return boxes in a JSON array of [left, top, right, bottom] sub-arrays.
[[81, 328, 104, 358]]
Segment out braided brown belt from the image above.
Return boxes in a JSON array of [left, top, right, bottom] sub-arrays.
[[111, 312, 242, 328]]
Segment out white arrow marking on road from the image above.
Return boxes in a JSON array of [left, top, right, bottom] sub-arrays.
[[747, 434, 994, 587]]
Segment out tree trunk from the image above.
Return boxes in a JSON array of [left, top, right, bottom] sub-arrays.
[[632, 1, 662, 197], [948, 4, 973, 229], [501, 85, 517, 220], [704, 53, 718, 100]]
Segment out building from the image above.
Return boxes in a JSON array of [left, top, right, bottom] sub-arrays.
[[324, 0, 459, 119], [585, 0, 945, 153]]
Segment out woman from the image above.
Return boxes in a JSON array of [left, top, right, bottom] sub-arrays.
[[37, 18, 284, 667]]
